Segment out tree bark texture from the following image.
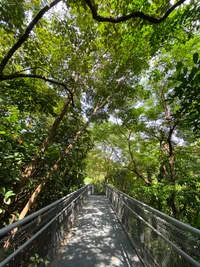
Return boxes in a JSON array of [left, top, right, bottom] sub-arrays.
[[14, 95, 72, 194], [18, 96, 110, 220]]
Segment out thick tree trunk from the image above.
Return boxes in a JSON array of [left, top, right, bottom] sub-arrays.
[[167, 191, 179, 219], [167, 127, 176, 182], [14, 95, 72, 194], [127, 130, 151, 185], [18, 96, 110, 220], [168, 154, 175, 182], [158, 140, 169, 181], [162, 97, 179, 218], [0, 96, 72, 223]]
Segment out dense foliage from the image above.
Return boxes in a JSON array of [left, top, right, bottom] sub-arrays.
[[0, 0, 199, 228]]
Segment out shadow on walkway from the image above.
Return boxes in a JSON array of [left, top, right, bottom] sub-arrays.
[[52, 195, 143, 267]]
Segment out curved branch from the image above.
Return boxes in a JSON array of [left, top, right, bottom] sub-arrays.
[[0, 0, 186, 74], [13, 66, 57, 79], [18, 95, 111, 219], [0, 0, 62, 73], [0, 73, 74, 106], [126, 130, 151, 185], [167, 120, 180, 157], [13, 95, 72, 194], [83, 0, 186, 24]]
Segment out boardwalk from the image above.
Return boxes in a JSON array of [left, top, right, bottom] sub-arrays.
[[51, 195, 143, 267]]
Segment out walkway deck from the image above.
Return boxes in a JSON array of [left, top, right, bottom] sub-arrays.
[[51, 195, 143, 267]]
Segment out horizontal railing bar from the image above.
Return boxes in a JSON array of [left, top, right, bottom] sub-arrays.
[[106, 185, 200, 238], [106, 194, 150, 267], [0, 185, 88, 236], [117, 193, 200, 267], [0, 186, 89, 267]]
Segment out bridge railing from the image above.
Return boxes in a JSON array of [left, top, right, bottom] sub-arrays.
[[106, 185, 200, 267], [0, 184, 91, 267]]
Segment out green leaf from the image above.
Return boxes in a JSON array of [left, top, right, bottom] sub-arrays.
[[0, 187, 6, 195], [193, 52, 199, 64], [176, 62, 183, 71], [4, 198, 11, 205], [183, 66, 187, 75], [5, 191, 16, 198], [189, 67, 198, 80], [4, 191, 16, 204]]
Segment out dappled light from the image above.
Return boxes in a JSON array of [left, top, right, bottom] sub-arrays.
[[52, 195, 141, 267], [0, 0, 200, 266]]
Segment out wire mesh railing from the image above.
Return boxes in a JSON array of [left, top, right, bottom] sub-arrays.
[[106, 185, 200, 267], [0, 184, 91, 267]]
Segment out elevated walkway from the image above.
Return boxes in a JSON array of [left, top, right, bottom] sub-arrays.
[[0, 185, 200, 267], [52, 195, 142, 267]]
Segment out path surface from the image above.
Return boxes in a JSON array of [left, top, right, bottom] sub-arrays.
[[52, 195, 143, 267]]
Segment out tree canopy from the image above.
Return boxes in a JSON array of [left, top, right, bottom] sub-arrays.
[[0, 0, 199, 228]]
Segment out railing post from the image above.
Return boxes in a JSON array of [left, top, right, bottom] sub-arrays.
[[88, 184, 94, 195], [135, 205, 144, 249], [49, 203, 59, 261]]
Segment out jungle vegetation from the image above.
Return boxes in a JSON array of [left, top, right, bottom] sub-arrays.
[[0, 0, 199, 228]]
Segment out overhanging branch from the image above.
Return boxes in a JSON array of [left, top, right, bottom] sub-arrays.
[[0, 0, 62, 74], [0, 0, 187, 74], [83, 0, 186, 24], [0, 73, 74, 106]]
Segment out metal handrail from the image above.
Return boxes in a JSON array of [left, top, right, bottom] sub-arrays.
[[0, 184, 88, 236], [119, 192, 200, 267], [106, 185, 200, 267], [106, 185, 200, 237], [0, 185, 89, 267], [0, 184, 91, 267]]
